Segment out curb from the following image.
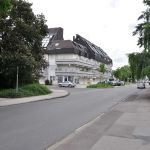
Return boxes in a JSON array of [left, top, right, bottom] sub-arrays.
[[0, 89, 70, 107], [40, 90, 70, 101]]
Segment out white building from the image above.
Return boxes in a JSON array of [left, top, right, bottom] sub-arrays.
[[41, 27, 112, 85]]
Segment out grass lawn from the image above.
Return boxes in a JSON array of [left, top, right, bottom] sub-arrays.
[[0, 84, 51, 98], [87, 83, 113, 88]]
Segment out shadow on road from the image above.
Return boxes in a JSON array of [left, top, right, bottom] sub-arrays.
[[135, 87, 150, 102]]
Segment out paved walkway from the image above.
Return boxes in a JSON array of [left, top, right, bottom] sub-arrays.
[[49, 84, 87, 88], [0, 89, 69, 107], [47, 87, 150, 150]]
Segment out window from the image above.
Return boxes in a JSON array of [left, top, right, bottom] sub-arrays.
[[42, 34, 53, 47], [68, 76, 73, 82], [58, 76, 63, 83], [64, 77, 68, 81]]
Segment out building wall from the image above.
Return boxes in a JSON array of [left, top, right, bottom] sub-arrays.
[[41, 54, 112, 85]]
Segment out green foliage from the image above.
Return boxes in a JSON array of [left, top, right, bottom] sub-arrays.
[[143, 0, 150, 6], [99, 64, 106, 74], [0, 84, 51, 98], [128, 53, 136, 82], [128, 53, 143, 80], [0, 0, 12, 16], [131, 0, 150, 81], [0, 0, 48, 88], [133, 1, 150, 52], [87, 83, 113, 88], [98, 64, 106, 82], [128, 52, 150, 81], [142, 66, 150, 79], [113, 65, 131, 82]]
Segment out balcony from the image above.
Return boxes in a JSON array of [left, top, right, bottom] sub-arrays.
[[55, 59, 99, 69], [56, 67, 100, 77]]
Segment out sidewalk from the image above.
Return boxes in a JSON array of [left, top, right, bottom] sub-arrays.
[[49, 84, 87, 88], [0, 89, 69, 107], [75, 84, 87, 88], [47, 88, 150, 150]]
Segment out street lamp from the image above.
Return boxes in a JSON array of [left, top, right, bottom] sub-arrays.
[[16, 66, 19, 93]]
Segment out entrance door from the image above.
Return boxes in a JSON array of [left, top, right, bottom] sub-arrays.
[[64, 76, 68, 82]]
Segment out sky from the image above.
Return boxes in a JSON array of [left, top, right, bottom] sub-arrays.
[[28, 0, 145, 69]]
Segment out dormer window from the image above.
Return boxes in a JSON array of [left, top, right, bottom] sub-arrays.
[[42, 34, 53, 48]]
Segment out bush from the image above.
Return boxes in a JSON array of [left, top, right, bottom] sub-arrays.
[[0, 84, 51, 98], [0, 89, 22, 98], [87, 83, 113, 88]]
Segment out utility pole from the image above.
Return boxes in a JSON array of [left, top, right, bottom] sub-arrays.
[[16, 66, 19, 93]]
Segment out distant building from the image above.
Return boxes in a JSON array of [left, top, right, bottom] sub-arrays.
[[40, 27, 112, 85]]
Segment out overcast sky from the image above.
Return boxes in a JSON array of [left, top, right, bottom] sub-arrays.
[[28, 0, 145, 69]]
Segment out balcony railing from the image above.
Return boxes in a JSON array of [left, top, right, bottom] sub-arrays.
[[55, 59, 99, 69], [55, 68, 101, 77]]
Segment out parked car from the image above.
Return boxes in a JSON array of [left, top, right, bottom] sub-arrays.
[[107, 79, 119, 86], [116, 80, 125, 86], [146, 80, 150, 85], [120, 81, 125, 85], [58, 81, 76, 87], [137, 80, 145, 89], [109, 80, 117, 86]]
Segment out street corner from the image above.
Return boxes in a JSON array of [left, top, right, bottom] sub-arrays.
[[0, 88, 69, 107]]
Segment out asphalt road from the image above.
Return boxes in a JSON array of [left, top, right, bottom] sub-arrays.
[[0, 85, 140, 150]]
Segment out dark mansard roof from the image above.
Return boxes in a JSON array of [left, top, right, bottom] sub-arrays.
[[42, 27, 63, 48], [73, 34, 112, 64], [44, 28, 112, 64]]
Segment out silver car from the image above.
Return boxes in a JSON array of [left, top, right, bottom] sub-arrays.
[[58, 81, 76, 87], [137, 81, 145, 89]]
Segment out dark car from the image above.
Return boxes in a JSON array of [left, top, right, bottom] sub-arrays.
[[116, 80, 125, 86]]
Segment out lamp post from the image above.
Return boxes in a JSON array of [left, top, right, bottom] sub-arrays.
[[16, 66, 19, 93]]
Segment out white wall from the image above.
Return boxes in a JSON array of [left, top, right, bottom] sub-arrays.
[[48, 55, 56, 78], [42, 54, 112, 85]]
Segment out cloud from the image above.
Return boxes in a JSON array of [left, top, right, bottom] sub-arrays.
[[109, 0, 120, 8], [29, 0, 145, 69]]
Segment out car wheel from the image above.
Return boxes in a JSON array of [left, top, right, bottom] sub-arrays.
[[68, 84, 72, 87]]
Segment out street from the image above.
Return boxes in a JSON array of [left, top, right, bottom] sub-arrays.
[[0, 85, 140, 150]]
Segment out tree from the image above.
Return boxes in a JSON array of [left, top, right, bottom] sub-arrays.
[[143, 0, 150, 6], [129, 0, 150, 82], [99, 64, 106, 74], [128, 53, 136, 82], [142, 66, 150, 79], [113, 68, 120, 79], [128, 52, 150, 81], [113, 65, 131, 82], [0, 0, 48, 88], [128, 53, 143, 80], [133, 1, 150, 52], [98, 64, 106, 82], [0, 0, 12, 16]]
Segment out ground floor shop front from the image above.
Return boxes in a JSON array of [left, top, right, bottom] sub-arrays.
[[39, 75, 100, 85]]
